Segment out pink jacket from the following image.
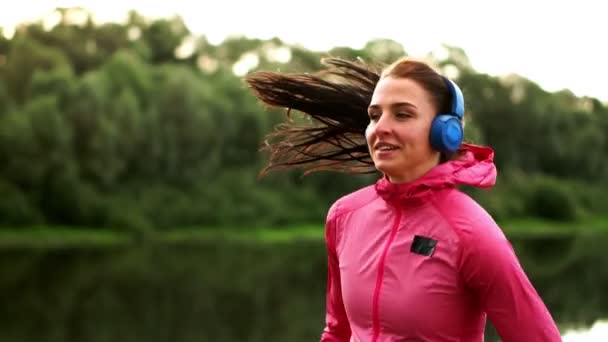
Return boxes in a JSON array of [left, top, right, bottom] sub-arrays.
[[321, 144, 561, 342]]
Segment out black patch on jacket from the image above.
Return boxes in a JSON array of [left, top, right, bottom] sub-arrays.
[[410, 235, 437, 256]]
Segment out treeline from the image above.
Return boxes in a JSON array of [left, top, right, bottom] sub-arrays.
[[0, 8, 606, 231]]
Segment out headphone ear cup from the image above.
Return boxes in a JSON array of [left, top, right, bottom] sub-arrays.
[[430, 115, 463, 152]]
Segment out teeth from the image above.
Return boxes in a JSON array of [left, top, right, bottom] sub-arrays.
[[378, 146, 397, 151]]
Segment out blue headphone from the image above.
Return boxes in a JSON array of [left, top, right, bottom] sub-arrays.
[[429, 77, 464, 153]]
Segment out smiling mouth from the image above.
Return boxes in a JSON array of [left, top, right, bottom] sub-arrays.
[[375, 143, 400, 151], [377, 146, 398, 151]]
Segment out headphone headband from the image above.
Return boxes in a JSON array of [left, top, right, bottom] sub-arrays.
[[442, 77, 464, 119]]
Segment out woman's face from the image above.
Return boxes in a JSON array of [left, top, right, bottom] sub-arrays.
[[366, 76, 440, 183]]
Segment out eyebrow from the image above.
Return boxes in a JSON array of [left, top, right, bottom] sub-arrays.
[[368, 102, 418, 111]]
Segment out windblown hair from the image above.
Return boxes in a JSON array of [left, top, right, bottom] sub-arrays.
[[245, 56, 463, 177], [245, 58, 382, 176]]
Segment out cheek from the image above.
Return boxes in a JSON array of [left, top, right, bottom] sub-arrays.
[[408, 122, 432, 146], [365, 123, 374, 144]]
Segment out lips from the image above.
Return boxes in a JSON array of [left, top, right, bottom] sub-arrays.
[[374, 142, 400, 151]]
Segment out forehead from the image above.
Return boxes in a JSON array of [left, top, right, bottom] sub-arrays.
[[369, 77, 432, 108]]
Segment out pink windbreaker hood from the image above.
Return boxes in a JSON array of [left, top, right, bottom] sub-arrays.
[[321, 143, 561, 342], [374, 143, 497, 202]]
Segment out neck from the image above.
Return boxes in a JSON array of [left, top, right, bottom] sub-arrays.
[[388, 154, 441, 184]]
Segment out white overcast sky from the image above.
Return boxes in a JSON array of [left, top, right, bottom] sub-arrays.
[[1, 0, 606, 103]]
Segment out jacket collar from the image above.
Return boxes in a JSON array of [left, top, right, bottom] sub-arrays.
[[375, 143, 497, 204]]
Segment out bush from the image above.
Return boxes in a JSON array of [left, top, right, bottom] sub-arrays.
[[523, 176, 580, 221], [568, 181, 608, 217], [103, 196, 153, 236], [0, 179, 44, 225], [464, 180, 525, 222], [466, 172, 590, 222]]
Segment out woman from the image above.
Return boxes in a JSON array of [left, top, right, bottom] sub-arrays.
[[246, 57, 561, 341]]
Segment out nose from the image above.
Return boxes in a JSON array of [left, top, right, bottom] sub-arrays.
[[374, 114, 392, 136]]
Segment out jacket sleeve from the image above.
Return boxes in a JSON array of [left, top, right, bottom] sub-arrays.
[[320, 207, 351, 342], [458, 213, 562, 341]]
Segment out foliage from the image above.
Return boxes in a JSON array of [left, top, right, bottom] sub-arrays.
[[0, 7, 607, 231]]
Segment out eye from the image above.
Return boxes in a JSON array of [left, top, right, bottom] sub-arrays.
[[395, 112, 411, 119], [368, 111, 381, 121]]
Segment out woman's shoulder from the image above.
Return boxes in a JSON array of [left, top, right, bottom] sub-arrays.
[[432, 188, 505, 240], [327, 184, 378, 221], [324, 185, 378, 249]]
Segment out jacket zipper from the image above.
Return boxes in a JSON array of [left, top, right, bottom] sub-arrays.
[[371, 209, 402, 342]]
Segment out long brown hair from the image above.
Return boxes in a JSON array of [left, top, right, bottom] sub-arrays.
[[245, 58, 381, 176], [244, 57, 461, 176]]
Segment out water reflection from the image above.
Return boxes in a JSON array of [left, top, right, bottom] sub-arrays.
[[0, 231, 606, 341]]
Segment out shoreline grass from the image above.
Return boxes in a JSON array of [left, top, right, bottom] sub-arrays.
[[1, 216, 606, 249]]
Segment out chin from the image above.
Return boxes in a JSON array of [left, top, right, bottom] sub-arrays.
[[374, 162, 402, 180]]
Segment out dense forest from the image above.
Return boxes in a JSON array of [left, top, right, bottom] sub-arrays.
[[1, 7, 607, 232]]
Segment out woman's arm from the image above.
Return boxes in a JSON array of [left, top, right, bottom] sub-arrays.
[[458, 213, 562, 341], [320, 210, 351, 342]]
